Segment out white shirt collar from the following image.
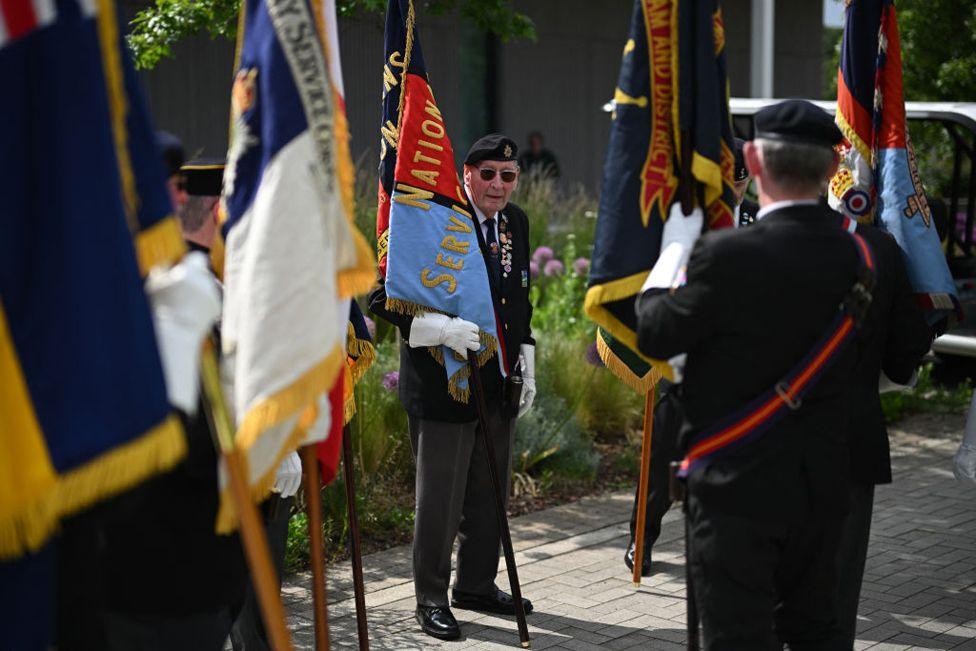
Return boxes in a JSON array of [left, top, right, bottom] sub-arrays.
[[755, 198, 820, 221]]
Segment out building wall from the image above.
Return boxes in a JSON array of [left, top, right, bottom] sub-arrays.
[[126, 1, 822, 190]]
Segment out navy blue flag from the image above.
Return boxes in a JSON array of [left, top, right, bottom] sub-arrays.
[[585, 0, 735, 391]]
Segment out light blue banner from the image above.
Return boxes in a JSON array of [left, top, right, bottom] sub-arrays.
[[386, 192, 503, 400]]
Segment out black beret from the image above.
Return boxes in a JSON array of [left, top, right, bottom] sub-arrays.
[[181, 158, 225, 196], [156, 131, 184, 178], [754, 99, 842, 149], [464, 133, 518, 166], [733, 137, 749, 181]]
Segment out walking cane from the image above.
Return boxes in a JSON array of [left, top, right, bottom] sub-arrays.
[[631, 385, 657, 586], [669, 461, 699, 651], [200, 343, 293, 651], [301, 446, 331, 651], [466, 351, 531, 648], [341, 424, 370, 650]]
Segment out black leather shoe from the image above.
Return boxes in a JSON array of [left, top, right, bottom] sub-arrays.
[[624, 541, 653, 577], [451, 589, 533, 616], [416, 605, 460, 640]]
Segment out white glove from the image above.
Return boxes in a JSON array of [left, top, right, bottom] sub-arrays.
[[145, 252, 221, 415], [408, 312, 480, 356], [879, 370, 916, 393], [518, 344, 536, 418], [273, 451, 303, 498], [642, 203, 704, 292], [668, 353, 687, 384], [953, 391, 976, 485]]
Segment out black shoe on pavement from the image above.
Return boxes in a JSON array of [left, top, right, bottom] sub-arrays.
[[624, 541, 653, 577], [451, 589, 533, 616], [415, 605, 461, 641]]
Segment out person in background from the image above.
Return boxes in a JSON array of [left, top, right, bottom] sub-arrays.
[[156, 131, 188, 214], [624, 136, 763, 578], [518, 131, 560, 180], [636, 100, 862, 648], [370, 134, 536, 641]]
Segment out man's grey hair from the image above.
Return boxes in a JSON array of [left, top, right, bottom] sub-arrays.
[[179, 195, 218, 233], [755, 138, 836, 195]]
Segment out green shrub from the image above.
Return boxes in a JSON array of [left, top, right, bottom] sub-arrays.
[[881, 363, 972, 423]]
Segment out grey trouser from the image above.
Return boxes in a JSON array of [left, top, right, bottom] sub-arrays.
[[836, 484, 875, 649], [408, 411, 516, 607]]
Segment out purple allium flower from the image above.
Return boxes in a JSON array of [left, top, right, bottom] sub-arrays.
[[363, 316, 377, 341], [585, 341, 604, 367], [529, 261, 540, 279], [532, 246, 554, 265], [573, 257, 590, 276], [543, 259, 565, 277], [381, 371, 399, 391]]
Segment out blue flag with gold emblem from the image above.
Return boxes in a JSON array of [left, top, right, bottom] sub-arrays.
[[0, 0, 187, 561], [376, 0, 503, 403], [585, 0, 735, 391]]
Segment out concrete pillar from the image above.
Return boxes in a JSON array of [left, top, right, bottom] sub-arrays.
[[750, 0, 775, 97]]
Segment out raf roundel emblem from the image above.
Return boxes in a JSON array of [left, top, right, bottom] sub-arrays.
[[843, 188, 871, 217]]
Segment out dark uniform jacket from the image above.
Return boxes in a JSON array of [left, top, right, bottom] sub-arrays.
[[636, 202, 863, 523], [370, 200, 534, 423], [846, 222, 931, 485]]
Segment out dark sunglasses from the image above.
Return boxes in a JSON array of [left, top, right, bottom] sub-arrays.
[[479, 167, 518, 183]]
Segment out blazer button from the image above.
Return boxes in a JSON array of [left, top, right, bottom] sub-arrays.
[[501, 298, 506, 305]]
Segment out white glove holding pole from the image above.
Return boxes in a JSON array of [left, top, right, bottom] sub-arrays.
[[145, 252, 221, 415], [953, 390, 976, 485], [642, 203, 704, 292], [408, 312, 481, 356], [518, 344, 536, 418], [272, 451, 303, 498], [879, 370, 917, 394]]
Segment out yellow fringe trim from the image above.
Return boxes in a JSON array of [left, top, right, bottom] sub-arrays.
[[346, 336, 376, 385], [215, 413, 309, 534], [215, 344, 345, 531], [0, 303, 59, 560], [447, 364, 471, 403], [53, 414, 186, 518], [95, 0, 139, 235], [584, 280, 675, 383], [3, 414, 188, 559], [234, 344, 345, 453], [209, 228, 226, 281], [135, 216, 187, 276], [836, 110, 873, 167], [0, 490, 59, 562], [596, 329, 660, 395]]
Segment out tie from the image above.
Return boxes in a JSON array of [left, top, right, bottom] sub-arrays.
[[484, 217, 501, 293]]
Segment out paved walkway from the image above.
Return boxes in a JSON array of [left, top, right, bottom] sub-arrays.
[[284, 413, 976, 649]]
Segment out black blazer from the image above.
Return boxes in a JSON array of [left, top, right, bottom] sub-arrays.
[[636, 202, 863, 523], [847, 222, 932, 485], [370, 201, 534, 423]]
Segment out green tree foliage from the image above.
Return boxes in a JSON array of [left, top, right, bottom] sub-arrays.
[[128, 0, 535, 70], [898, 0, 976, 101], [822, 0, 976, 102]]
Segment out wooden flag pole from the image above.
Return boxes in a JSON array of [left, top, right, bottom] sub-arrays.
[[631, 384, 657, 586], [466, 352, 531, 648], [200, 345, 293, 651], [301, 446, 331, 651], [341, 424, 370, 650]]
